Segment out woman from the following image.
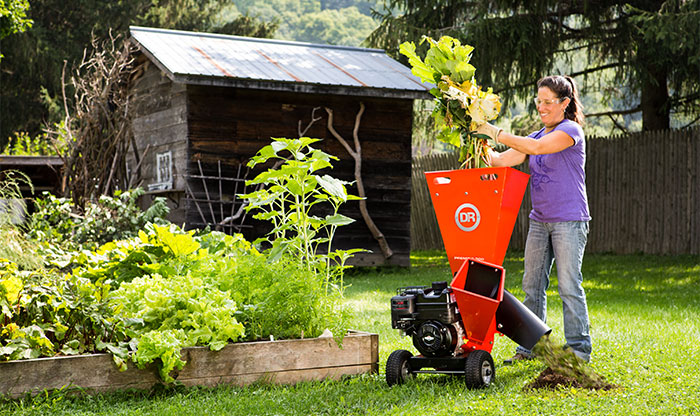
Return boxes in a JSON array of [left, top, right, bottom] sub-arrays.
[[476, 75, 592, 363]]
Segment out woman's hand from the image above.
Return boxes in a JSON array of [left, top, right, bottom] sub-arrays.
[[476, 123, 502, 145]]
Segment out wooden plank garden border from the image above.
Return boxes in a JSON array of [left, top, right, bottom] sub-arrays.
[[0, 330, 378, 398]]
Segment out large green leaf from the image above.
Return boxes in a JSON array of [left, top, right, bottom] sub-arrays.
[[271, 140, 289, 155], [153, 225, 200, 257], [325, 214, 355, 226], [398, 42, 436, 84], [316, 175, 348, 202], [447, 61, 475, 84]]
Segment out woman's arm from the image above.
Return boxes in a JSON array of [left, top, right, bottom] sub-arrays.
[[498, 130, 574, 155], [489, 148, 527, 167]]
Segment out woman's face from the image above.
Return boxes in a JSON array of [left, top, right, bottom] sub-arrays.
[[536, 86, 569, 128]]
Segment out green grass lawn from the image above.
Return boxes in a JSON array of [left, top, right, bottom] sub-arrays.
[[2, 252, 700, 415]]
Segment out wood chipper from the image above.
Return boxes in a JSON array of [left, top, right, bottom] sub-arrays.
[[386, 167, 551, 389]]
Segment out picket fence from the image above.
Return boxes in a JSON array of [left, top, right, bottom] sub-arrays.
[[411, 128, 700, 255]]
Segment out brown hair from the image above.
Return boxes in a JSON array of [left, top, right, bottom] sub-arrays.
[[537, 75, 585, 125]]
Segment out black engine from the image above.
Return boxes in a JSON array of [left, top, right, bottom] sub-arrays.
[[390, 281, 463, 357]]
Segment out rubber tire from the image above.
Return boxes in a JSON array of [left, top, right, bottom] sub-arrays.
[[464, 350, 495, 389], [386, 349, 414, 386]]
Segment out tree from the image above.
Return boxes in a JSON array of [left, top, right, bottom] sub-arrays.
[[0, 0, 276, 148], [213, 13, 279, 38], [367, 0, 700, 131], [296, 8, 376, 46], [0, 0, 32, 40]]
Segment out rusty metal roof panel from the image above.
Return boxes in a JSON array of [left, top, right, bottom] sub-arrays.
[[129, 26, 431, 99]]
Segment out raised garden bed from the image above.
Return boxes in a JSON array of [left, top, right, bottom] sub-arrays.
[[0, 331, 378, 398]]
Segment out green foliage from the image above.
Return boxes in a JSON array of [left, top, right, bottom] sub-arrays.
[[0, 159, 357, 383], [399, 36, 501, 168], [0, 260, 130, 364], [0, 170, 41, 270], [0, 0, 32, 40], [139, 0, 227, 32], [295, 7, 376, 46], [234, 0, 381, 46], [211, 252, 352, 342], [368, 0, 700, 131], [29, 188, 170, 250], [110, 272, 244, 382], [1, 131, 58, 156], [1, 219, 352, 381], [0, 227, 42, 271], [242, 137, 361, 277], [0, 170, 30, 226], [212, 12, 279, 38]]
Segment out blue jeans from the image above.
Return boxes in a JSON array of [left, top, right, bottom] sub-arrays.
[[515, 220, 592, 361]]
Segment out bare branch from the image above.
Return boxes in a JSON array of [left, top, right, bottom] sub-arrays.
[[325, 107, 357, 157], [585, 106, 641, 118], [681, 114, 700, 129], [352, 103, 365, 153], [607, 114, 629, 135], [51, 31, 138, 205], [298, 106, 322, 137]]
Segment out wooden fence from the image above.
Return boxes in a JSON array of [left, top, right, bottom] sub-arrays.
[[411, 127, 700, 255]]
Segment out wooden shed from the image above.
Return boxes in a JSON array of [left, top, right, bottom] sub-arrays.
[[127, 26, 430, 266]]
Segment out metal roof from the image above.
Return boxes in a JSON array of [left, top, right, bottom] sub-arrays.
[[129, 26, 431, 100]]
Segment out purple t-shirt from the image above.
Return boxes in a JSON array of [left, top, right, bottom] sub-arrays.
[[527, 119, 591, 222]]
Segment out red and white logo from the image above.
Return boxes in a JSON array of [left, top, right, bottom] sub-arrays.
[[454, 203, 481, 232]]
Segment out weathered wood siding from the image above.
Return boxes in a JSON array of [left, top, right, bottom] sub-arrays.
[[185, 86, 413, 266], [128, 58, 188, 223], [411, 127, 700, 255]]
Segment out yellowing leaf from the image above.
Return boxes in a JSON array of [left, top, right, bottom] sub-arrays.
[[1, 275, 22, 304]]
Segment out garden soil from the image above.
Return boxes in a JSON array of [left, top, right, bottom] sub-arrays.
[[525, 367, 616, 390]]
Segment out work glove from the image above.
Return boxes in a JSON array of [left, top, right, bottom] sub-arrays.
[[475, 123, 502, 145]]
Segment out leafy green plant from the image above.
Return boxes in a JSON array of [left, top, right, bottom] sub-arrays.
[[109, 272, 245, 382], [75, 223, 227, 286], [1, 131, 64, 156], [73, 223, 347, 378], [0, 259, 131, 366], [241, 137, 363, 289], [29, 188, 169, 250], [210, 251, 352, 342], [400, 36, 501, 168]]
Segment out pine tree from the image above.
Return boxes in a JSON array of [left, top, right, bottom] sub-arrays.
[[368, 0, 700, 131]]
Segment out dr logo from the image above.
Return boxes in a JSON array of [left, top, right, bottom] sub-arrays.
[[454, 203, 481, 232]]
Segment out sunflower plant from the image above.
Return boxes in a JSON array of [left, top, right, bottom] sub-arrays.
[[400, 36, 501, 168]]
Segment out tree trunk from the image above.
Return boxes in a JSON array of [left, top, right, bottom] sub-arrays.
[[640, 65, 670, 131]]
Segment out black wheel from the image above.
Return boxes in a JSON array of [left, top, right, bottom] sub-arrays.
[[386, 349, 414, 386], [464, 350, 495, 389]]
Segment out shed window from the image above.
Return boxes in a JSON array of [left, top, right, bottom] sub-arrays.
[[148, 151, 173, 191]]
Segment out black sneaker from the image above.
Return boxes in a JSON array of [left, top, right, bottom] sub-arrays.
[[503, 352, 534, 365]]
